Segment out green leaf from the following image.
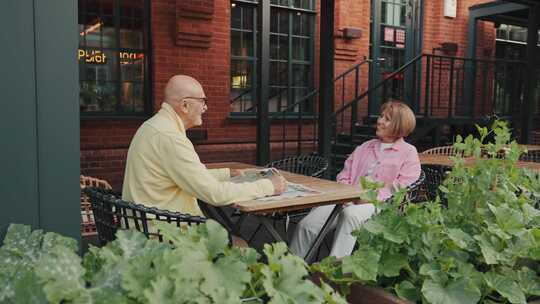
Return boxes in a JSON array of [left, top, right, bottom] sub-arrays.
[[421, 278, 481, 304], [446, 228, 474, 250], [395, 280, 419, 302], [260, 243, 327, 304], [342, 246, 381, 281], [484, 271, 526, 304], [143, 276, 175, 304], [379, 251, 409, 277], [488, 203, 525, 235], [36, 245, 89, 303], [516, 267, 540, 297]]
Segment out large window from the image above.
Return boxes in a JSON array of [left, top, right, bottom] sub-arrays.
[[78, 0, 150, 116], [230, 0, 316, 115]]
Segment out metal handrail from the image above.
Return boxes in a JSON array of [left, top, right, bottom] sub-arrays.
[[332, 53, 424, 117], [269, 58, 375, 119]]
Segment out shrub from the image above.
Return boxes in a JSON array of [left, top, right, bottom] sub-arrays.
[[315, 121, 540, 304], [0, 220, 346, 304]]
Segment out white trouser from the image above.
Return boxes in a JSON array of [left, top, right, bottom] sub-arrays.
[[289, 203, 376, 259]]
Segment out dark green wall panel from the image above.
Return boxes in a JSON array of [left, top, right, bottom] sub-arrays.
[[34, 1, 80, 240], [0, 1, 80, 242], [0, 0, 40, 238]]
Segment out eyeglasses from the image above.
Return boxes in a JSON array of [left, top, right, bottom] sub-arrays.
[[183, 96, 207, 106]]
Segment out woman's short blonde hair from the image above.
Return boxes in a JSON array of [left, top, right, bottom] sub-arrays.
[[380, 101, 416, 139]]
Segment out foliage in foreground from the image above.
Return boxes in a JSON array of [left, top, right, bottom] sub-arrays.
[[0, 220, 346, 304], [315, 121, 540, 304]]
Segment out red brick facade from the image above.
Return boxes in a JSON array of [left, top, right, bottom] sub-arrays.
[[80, 0, 497, 190]]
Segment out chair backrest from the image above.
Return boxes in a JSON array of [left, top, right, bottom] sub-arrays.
[[404, 169, 426, 203], [265, 154, 329, 178], [421, 164, 451, 203], [80, 175, 112, 236], [385, 169, 426, 206], [422, 146, 463, 157], [84, 187, 206, 245]]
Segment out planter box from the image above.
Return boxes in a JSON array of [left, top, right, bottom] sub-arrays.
[[347, 284, 412, 304], [310, 273, 412, 304]]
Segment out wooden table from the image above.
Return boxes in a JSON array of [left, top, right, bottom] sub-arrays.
[[419, 154, 540, 172], [206, 162, 365, 262]]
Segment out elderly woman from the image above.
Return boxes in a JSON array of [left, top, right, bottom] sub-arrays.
[[290, 101, 421, 259]]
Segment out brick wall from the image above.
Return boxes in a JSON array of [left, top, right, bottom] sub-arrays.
[[80, 0, 498, 191]]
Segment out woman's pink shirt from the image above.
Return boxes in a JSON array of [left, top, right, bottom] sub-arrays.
[[336, 138, 421, 201]]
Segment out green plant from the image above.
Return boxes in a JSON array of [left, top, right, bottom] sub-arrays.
[[314, 121, 540, 304], [0, 220, 345, 304]]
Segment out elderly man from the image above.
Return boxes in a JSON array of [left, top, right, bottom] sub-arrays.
[[122, 75, 286, 216]]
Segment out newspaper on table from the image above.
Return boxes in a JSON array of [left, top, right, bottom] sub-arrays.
[[230, 168, 321, 201]]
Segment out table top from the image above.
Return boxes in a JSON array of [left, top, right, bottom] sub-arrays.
[[206, 162, 365, 214], [419, 154, 540, 172]]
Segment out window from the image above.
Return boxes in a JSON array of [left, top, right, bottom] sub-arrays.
[[230, 0, 316, 115], [78, 0, 150, 116]]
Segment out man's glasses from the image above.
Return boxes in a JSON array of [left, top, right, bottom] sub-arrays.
[[183, 97, 207, 106]]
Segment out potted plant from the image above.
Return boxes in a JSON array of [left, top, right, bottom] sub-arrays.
[[314, 120, 540, 304]]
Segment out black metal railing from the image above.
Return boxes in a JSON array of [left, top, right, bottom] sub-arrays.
[[268, 58, 374, 160], [328, 53, 530, 174]]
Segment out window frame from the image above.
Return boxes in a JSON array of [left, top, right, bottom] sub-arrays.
[[229, 0, 316, 118], [79, 0, 152, 119]]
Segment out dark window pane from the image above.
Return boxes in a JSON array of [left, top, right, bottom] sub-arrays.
[[292, 37, 310, 61], [120, 27, 143, 49], [242, 7, 254, 30], [120, 0, 144, 18], [242, 32, 254, 56], [279, 10, 289, 34], [293, 13, 311, 36], [293, 0, 311, 9], [231, 31, 241, 56], [79, 81, 117, 112], [102, 16, 116, 48], [120, 82, 144, 112], [270, 61, 288, 85], [292, 64, 310, 86], [86, 0, 100, 15], [270, 34, 279, 59], [231, 5, 241, 28], [279, 35, 288, 60], [270, 9, 278, 33], [120, 51, 145, 81], [269, 87, 288, 112]]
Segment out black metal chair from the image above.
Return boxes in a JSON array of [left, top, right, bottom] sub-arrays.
[[421, 164, 451, 204], [84, 187, 206, 245], [265, 154, 329, 178]]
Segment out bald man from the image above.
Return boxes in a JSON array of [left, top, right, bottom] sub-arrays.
[[122, 75, 286, 216]]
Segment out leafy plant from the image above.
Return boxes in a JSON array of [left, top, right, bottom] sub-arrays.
[[0, 220, 345, 304], [314, 120, 540, 304]]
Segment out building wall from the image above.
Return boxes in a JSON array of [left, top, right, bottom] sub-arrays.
[[80, 0, 497, 191]]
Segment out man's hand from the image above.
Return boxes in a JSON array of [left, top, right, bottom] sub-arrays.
[[269, 174, 287, 195]]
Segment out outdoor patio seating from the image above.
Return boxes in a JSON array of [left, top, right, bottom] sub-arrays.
[[84, 187, 206, 245], [80, 175, 112, 237]]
